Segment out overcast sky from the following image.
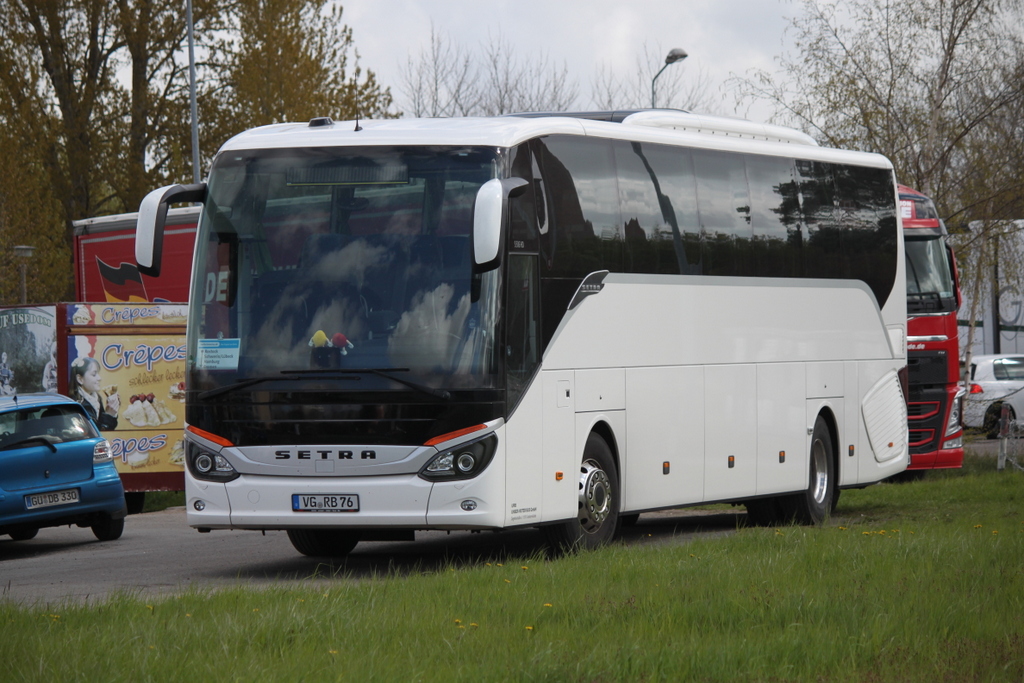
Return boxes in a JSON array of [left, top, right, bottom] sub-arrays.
[[343, 0, 798, 120]]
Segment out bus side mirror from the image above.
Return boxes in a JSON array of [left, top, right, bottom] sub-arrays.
[[136, 182, 207, 277], [472, 177, 528, 273]]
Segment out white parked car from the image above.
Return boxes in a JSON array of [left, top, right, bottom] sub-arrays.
[[964, 355, 1024, 438]]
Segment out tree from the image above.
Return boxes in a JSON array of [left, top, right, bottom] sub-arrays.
[[399, 26, 580, 117], [0, 0, 394, 303], [207, 0, 395, 138], [734, 0, 1024, 220]]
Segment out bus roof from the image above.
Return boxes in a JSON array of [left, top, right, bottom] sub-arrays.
[[217, 111, 894, 170]]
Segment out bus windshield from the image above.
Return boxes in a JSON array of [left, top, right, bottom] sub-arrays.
[[906, 235, 956, 313], [189, 146, 502, 396]]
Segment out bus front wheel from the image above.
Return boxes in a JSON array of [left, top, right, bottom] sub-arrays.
[[287, 529, 360, 557], [544, 432, 620, 551], [791, 415, 836, 525]]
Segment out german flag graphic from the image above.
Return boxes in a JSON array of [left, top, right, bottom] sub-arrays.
[[97, 258, 150, 302]]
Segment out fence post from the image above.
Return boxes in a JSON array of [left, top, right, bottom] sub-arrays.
[[998, 403, 1010, 471]]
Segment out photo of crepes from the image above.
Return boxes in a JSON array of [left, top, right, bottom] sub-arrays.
[[168, 439, 185, 466], [123, 392, 177, 428]]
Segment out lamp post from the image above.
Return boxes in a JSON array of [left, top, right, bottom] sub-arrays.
[[186, 0, 200, 184], [13, 245, 35, 305], [651, 48, 688, 109]]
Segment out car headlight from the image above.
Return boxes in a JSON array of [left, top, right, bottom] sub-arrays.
[[419, 433, 497, 482], [93, 439, 113, 463], [186, 440, 239, 482]]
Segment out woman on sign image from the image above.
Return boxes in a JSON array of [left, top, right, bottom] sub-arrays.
[[70, 356, 119, 431]]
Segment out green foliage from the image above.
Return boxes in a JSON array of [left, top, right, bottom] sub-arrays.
[[206, 0, 394, 137], [0, 0, 395, 304], [2, 456, 1022, 681]]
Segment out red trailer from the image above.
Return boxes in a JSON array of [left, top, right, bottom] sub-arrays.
[[0, 207, 199, 512], [73, 207, 199, 303]]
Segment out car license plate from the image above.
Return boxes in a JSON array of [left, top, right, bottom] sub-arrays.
[[25, 488, 80, 510], [292, 494, 359, 512]]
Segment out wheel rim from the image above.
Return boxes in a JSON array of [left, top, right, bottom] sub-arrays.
[[577, 458, 612, 534], [810, 437, 829, 505]]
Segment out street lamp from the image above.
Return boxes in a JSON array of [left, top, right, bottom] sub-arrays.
[[13, 245, 35, 304], [651, 48, 688, 109]]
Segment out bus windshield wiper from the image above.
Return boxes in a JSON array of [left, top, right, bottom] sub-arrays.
[[197, 372, 359, 401], [292, 368, 452, 400]]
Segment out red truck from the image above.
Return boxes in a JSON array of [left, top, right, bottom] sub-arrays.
[[901, 184, 965, 471], [0, 207, 198, 512]]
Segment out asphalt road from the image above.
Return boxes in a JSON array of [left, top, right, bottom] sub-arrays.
[[0, 507, 742, 606]]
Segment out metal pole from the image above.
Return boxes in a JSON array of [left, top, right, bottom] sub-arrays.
[[993, 233, 1001, 354], [187, 0, 200, 184], [19, 262, 26, 304], [651, 63, 670, 109]]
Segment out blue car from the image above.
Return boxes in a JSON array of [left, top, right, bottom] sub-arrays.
[[0, 394, 126, 542]]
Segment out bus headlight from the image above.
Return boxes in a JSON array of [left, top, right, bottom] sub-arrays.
[[419, 433, 497, 481], [186, 441, 239, 482]]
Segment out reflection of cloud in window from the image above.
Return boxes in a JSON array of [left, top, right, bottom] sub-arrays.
[[388, 284, 470, 372], [309, 240, 391, 289], [573, 178, 619, 234]]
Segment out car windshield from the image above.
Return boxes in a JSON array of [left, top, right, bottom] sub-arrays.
[[188, 145, 503, 396], [0, 405, 99, 450]]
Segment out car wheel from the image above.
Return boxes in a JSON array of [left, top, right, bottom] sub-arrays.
[[125, 492, 146, 515], [9, 528, 38, 541], [91, 516, 125, 541], [984, 404, 1015, 439], [544, 432, 620, 552], [286, 529, 360, 557]]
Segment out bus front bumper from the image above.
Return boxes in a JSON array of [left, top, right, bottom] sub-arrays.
[[185, 469, 505, 531]]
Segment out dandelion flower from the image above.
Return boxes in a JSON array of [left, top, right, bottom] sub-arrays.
[[504, 579, 511, 583], [470, 623, 479, 627], [329, 650, 338, 655], [454, 619, 462, 624], [525, 626, 534, 631], [975, 525, 983, 529], [543, 603, 552, 608], [993, 530, 999, 535]]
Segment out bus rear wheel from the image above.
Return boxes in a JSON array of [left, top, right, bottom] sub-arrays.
[[287, 529, 360, 557], [544, 432, 620, 552]]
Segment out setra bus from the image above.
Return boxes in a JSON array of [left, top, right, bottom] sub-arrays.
[[135, 110, 909, 556]]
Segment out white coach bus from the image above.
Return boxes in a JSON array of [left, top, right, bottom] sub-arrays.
[[136, 110, 908, 557]]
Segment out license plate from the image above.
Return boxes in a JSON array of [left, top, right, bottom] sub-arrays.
[[292, 493, 359, 513], [25, 488, 80, 510]]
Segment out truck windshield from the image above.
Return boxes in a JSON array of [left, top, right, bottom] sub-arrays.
[[189, 145, 503, 400], [906, 235, 956, 314]]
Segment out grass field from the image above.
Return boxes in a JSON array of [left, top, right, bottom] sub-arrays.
[[3, 454, 1022, 682]]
